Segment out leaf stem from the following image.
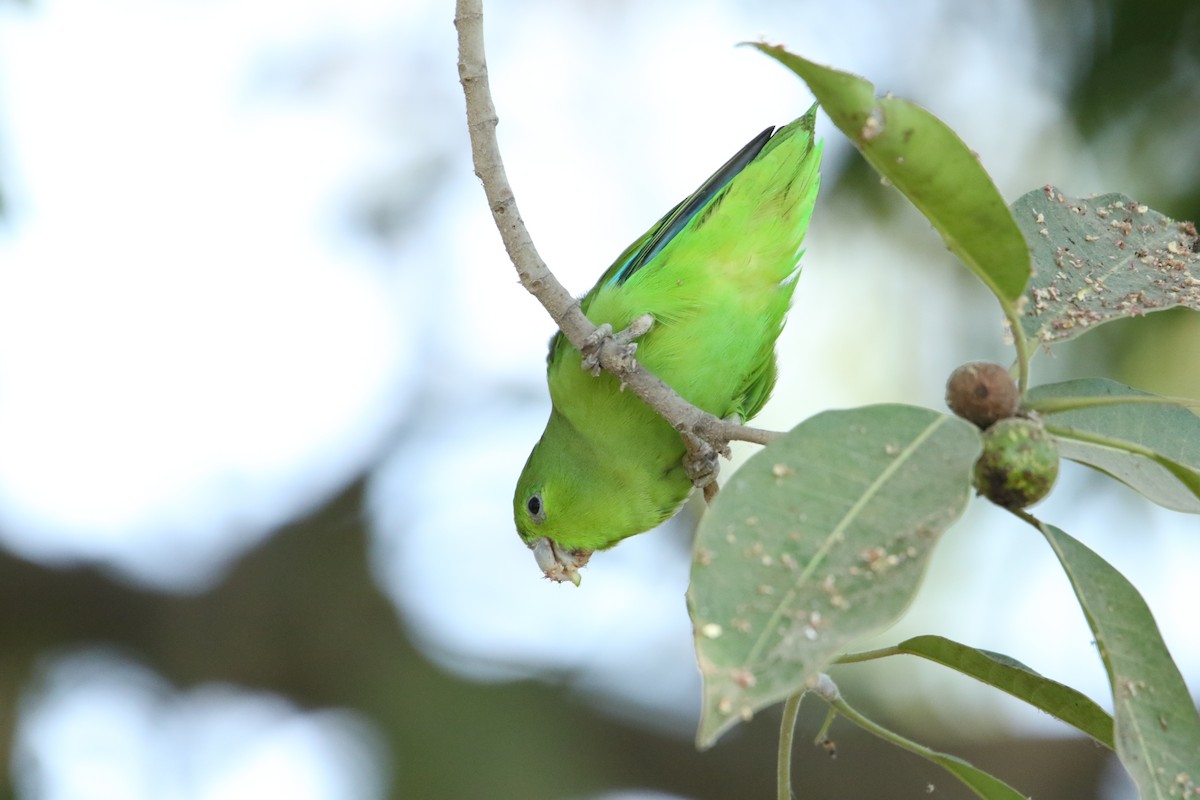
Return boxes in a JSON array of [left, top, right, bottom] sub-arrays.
[[1026, 393, 1200, 414], [1003, 301, 1032, 394], [777, 691, 805, 800], [1042, 424, 1169, 460], [813, 705, 838, 745], [1004, 505, 1043, 532], [808, 674, 943, 768], [832, 645, 903, 665]]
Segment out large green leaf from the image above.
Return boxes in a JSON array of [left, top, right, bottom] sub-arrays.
[[1013, 187, 1200, 344], [880, 635, 1114, 748], [750, 44, 1030, 305], [1037, 523, 1200, 797], [688, 405, 980, 747], [1026, 379, 1200, 513]]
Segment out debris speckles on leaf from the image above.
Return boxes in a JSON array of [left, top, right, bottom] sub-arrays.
[[731, 669, 756, 688], [1170, 772, 1196, 795], [859, 546, 886, 564], [821, 574, 850, 609], [861, 107, 884, 141], [1017, 187, 1199, 344]]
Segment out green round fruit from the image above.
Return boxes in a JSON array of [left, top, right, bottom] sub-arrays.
[[973, 418, 1060, 509], [946, 361, 1020, 429]]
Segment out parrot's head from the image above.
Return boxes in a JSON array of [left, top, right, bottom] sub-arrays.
[[514, 409, 647, 586], [513, 454, 597, 588]]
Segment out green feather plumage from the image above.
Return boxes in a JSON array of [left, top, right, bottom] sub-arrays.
[[514, 106, 823, 573]]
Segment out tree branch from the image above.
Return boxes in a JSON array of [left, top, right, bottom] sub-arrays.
[[453, 0, 783, 481]]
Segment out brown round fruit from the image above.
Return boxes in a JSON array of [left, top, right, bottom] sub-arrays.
[[973, 417, 1060, 509], [946, 361, 1020, 429]]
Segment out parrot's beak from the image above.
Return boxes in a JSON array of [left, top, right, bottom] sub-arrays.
[[531, 538, 591, 586]]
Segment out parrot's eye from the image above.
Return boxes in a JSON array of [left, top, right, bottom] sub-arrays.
[[526, 493, 545, 523]]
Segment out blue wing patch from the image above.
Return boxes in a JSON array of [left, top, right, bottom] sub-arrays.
[[605, 125, 776, 288]]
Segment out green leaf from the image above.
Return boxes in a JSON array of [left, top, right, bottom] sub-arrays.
[[1026, 379, 1200, 513], [1037, 522, 1200, 798], [688, 405, 981, 747], [885, 635, 1114, 748], [749, 43, 1030, 305], [1013, 186, 1200, 345], [825, 683, 1028, 799], [922, 752, 1027, 800]]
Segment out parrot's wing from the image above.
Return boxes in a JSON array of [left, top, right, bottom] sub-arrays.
[[730, 343, 779, 422], [546, 125, 775, 370], [546, 328, 569, 369], [591, 124, 776, 292]]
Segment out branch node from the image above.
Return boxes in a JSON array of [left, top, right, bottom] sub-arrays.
[[807, 672, 841, 702]]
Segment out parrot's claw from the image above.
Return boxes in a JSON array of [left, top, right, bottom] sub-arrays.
[[621, 313, 655, 342], [580, 324, 613, 376], [580, 315, 655, 377], [682, 430, 725, 492]]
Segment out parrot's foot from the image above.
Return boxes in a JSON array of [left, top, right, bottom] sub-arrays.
[[682, 430, 730, 499], [580, 314, 655, 377]]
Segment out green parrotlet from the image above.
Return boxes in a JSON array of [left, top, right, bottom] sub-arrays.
[[514, 105, 823, 585]]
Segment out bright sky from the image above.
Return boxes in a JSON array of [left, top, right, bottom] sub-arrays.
[[0, 1, 1194, 798], [0, 0, 419, 588]]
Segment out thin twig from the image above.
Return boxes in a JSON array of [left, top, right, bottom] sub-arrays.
[[777, 691, 805, 800], [454, 0, 784, 466], [808, 674, 942, 766], [1004, 304, 1032, 395]]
